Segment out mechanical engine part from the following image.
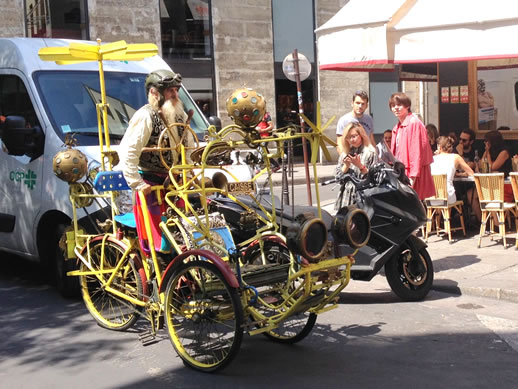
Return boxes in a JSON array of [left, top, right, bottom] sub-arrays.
[[331, 206, 371, 249], [69, 182, 94, 208], [286, 213, 328, 263]]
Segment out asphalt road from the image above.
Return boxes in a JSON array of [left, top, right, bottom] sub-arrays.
[[1, 254, 518, 389]]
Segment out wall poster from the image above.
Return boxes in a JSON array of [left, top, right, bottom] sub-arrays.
[[441, 87, 450, 103]]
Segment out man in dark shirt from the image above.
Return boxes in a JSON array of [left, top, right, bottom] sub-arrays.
[[456, 128, 479, 169]]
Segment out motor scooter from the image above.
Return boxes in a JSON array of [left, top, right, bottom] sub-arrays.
[[322, 163, 434, 301], [208, 162, 433, 302]]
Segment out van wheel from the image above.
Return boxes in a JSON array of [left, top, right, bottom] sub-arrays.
[[52, 224, 80, 298]]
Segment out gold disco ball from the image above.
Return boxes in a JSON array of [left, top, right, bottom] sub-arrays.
[[226, 87, 266, 129], [53, 147, 88, 183]]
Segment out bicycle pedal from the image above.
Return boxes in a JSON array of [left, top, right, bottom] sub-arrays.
[[138, 331, 157, 346]]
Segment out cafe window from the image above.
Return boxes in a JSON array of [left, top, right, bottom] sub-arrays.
[[25, 0, 88, 40], [477, 67, 518, 132], [160, 0, 211, 59]]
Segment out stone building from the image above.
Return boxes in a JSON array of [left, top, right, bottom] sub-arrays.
[[1, 0, 370, 162]]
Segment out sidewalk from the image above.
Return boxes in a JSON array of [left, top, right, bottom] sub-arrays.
[[259, 162, 337, 186], [269, 162, 518, 304]]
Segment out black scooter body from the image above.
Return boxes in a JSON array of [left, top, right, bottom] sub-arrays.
[[341, 166, 428, 281], [208, 164, 430, 290]]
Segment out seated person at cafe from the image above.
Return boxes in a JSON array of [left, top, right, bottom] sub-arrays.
[[432, 136, 475, 203], [482, 130, 513, 202], [426, 123, 439, 153], [376, 129, 397, 166], [455, 128, 479, 169]]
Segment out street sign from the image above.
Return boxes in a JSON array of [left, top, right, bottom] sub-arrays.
[[282, 52, 311, 82]]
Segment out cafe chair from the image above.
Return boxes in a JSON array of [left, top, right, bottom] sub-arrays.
[[510, 172, 518, 249], [424, 174, 466, 243], [474, 173, 518, 248]]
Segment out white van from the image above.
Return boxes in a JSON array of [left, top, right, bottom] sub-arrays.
[[0, 37, 251, 297]]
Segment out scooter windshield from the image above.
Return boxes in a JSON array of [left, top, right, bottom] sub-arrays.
[[33, 70, 208, 145]]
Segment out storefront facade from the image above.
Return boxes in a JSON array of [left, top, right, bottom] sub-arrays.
[[1, 0, 364, 162]]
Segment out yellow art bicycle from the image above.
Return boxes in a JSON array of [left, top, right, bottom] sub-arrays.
[[40, 40, 371, 372]]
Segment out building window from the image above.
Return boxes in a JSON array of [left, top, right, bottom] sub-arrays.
[[25, 0, 88, 39], [160, 0, 211, 59], [160, 0, 215, 117]]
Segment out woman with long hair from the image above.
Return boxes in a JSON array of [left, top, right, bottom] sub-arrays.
[[482, 130, 512, 176], [482, 130, 513, 202], [334, 122, 378, 209], [426, 123, 439, 153], [432, 136, 474, 203]]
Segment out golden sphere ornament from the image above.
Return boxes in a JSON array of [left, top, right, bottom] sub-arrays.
[[226, 88, 266, 129], [53, 147, 88, 183]]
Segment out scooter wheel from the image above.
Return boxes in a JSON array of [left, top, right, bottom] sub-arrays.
[[385, 246, 434, 302]]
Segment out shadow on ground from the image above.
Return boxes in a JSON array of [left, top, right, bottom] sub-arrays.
[[432, 255, 481, 272]]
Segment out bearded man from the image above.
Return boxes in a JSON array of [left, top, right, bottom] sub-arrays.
[[119, 69, 195, 195], [118, 69, 197, 259]]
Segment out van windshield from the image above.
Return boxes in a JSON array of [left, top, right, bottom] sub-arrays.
[[33, 70, 208, 145]]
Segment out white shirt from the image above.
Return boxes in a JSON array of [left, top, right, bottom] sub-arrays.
[[431, 153, 457, 204]]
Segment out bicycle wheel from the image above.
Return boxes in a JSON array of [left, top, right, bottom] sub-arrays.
[[80, 238, 144, 331], [263, 311, 317, 344], [246, 242, 317, 344], [164, 260, 243, 372]]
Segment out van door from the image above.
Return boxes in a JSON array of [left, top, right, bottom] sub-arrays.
[[0, 73, 44, 255]]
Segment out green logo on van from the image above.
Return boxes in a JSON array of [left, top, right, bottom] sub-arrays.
[[9, 169, 37, 190]]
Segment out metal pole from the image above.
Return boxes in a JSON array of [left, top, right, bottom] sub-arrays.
[[293, 49, 312, 205], [281, 150, 289, 205]]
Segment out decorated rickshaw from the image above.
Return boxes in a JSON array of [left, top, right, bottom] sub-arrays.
[[40, 40, 371, 372]]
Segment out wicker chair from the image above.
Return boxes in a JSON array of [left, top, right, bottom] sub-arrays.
[[474, 173, 518, 248], [424, 174, 466, 243], [510, 172, 518, 249]]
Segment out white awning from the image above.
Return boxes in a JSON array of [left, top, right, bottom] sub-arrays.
[[316, 0, 518, 72]]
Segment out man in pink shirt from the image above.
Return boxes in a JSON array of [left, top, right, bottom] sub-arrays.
[[389, 92, 435, 200]]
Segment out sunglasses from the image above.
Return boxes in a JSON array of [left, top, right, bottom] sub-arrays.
[[459, 138, 470, 142]]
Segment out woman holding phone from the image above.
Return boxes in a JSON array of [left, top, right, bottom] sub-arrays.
[[334, 122, 378, 210]]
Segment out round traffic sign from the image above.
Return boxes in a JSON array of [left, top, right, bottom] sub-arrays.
[[282, 52, 311, 82]]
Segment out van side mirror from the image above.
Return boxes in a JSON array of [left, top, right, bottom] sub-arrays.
[[1, 115, 45, 159], [208, 115, 222, 131]]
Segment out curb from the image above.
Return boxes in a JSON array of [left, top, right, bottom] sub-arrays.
[[432, 281, 518, 304]]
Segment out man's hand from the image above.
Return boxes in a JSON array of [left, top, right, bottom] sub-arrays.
[[456, 143, 463, 155], [140, 183, 152, 196]]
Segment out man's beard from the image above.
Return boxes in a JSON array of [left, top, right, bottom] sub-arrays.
[[161, 98, 184, 127]]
